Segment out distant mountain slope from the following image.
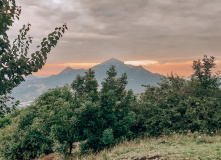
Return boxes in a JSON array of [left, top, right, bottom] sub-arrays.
[[11, 58, 162, 102], [92, 58, 162, 93], [11, 68, 87, 102]]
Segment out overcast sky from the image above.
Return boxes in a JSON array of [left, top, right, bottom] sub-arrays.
[[8, 0, 221, 76]]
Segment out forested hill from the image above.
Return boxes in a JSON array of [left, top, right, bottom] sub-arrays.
[[11, 58, 162, 103]]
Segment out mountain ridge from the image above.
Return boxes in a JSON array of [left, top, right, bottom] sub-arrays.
[[11, 58, 162, 103]]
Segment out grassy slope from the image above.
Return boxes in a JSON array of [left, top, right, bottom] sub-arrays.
[[70, 133, 221, 160]]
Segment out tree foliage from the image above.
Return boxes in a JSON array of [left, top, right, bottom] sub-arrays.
[[191, 55, 220, 95], [71, 69, 99, 103], [71, 66, 135, 152], [0, 56, 220, 159], [0, 0, 68, 117], [0, 66, 135, 158], [133, 56, 221, 136], [0, 85, 76, 159]]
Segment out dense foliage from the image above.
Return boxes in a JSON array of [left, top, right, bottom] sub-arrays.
[[0, 56, 220, 159], [0, 0, 67, 117], [132, 55, 221, 136], [0, 67, 136, 159], [72, 67, 136, 152]]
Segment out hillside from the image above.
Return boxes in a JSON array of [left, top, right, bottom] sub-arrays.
[[11, 58, 162, 103], [73, 134, 221, 160]]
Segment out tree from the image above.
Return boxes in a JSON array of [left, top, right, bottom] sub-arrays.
[[0, 0, 68, 117], [0, 85, 78, 159], [191, 55, 220, 91], [133, 56, 221, 136], [35, 85, 77, 156], [71, 69, 99, 103], [79, 66, 135, 152]]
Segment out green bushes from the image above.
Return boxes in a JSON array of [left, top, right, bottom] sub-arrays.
[[0, 117, 11, 128], [0, 56, 220, 159], [0, 86, 74, 159], [0, 66, 136, 159], [132, 56, 221, 136], [72, 67, 136, 152]]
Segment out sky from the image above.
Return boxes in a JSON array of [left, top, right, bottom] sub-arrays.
[[8, 0, 221, 77]]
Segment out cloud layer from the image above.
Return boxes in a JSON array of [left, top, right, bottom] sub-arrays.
[[7, 0, 221, 75]]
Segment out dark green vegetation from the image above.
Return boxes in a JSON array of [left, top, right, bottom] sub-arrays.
[[133, 56, 221, 136], [0, 0, 67, 117], [1, 1, 220, 160], [0, 56, 220, 160]]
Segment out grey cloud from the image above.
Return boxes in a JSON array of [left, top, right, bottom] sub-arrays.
[[80, 0, 221, 35], [10, 0, 221, 63]]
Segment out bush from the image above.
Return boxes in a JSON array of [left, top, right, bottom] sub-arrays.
[[132, 56, 221, 136]]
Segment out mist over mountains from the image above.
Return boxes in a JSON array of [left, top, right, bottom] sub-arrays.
[[11, 58, 162, 103]]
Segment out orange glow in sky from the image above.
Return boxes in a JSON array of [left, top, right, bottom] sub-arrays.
[[34, 63, 99, 75], [33, 60, 221, 77], [124, 60, 159, 66]]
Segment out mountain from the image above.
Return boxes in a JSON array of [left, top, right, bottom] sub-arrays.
[[92, 58, 162, 92], [11, 58, 162, 103], [11, 68, 87, 102]]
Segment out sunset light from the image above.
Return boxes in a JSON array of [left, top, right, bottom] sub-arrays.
[[34, 63, 99, 75], [3, 1, 221, 158], [124, 60, 159, 66]]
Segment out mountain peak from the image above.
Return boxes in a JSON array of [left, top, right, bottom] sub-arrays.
[[60, 67, 73, 74], [102, 58, 124, 65], [64, 66, 73, 71]]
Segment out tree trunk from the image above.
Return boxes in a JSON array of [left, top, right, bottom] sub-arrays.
[[69, 142, 73, 155]]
